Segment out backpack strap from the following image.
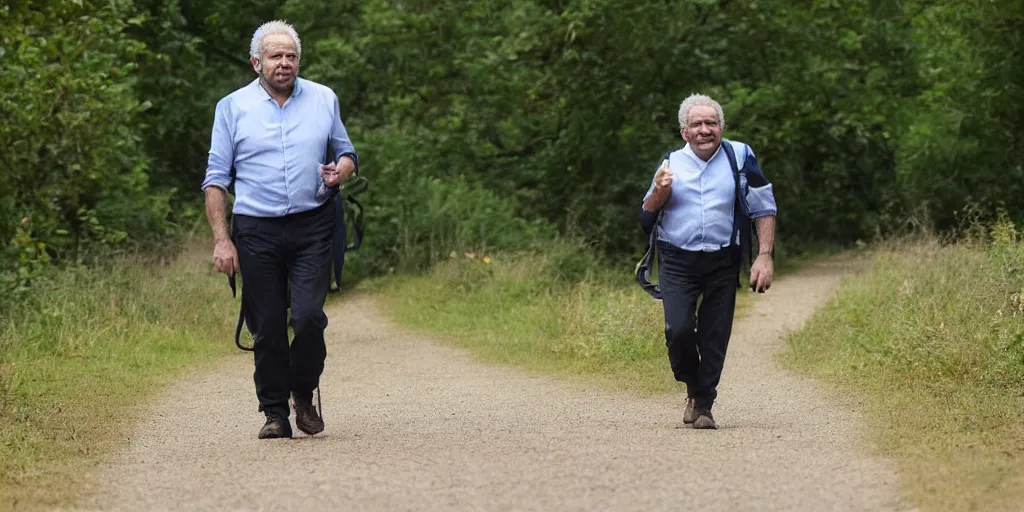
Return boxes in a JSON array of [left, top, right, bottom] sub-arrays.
[[634, 155, 670, 300], [634, 208, 664, 300], [720, 140, 753, 289]]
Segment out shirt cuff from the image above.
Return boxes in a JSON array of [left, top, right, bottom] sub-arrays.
[[201, 174, 232, 192], [750, 210, 777, 219]]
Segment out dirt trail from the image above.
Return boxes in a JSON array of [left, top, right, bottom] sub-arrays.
[[82, 257, 909, 511]]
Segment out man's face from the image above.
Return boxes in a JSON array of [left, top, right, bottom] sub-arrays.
[[251, 33, 299, 94], [681, 105, 723, 160]]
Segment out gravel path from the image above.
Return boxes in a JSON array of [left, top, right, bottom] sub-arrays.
[[82, 258, 909, 511]]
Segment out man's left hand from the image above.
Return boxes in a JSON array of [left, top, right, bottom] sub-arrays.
[[749, 253, 774, 293], [320, 156, 355, 188]]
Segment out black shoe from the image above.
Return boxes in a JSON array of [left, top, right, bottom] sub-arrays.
[[292, 392, 324, 436], [258, 415, 293, 439]]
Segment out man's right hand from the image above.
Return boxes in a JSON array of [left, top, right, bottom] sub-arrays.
[[643, 160, 673, 212], [213, 239, 239, 275], [654, 160, 673, 190]]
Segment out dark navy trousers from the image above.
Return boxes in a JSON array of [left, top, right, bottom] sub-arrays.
[[657, 242, 740, 410], [234, 201, 335, 418]]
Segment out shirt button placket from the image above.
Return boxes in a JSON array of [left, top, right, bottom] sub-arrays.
[[280, 104, 290, 215], [699, 162, 706, 248]]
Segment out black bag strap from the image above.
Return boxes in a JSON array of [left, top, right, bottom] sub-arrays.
[[339, 175, 368, 251], [635, 156, 670, 300], [720, 140, 754, 288], [634, 208, 664, 300]]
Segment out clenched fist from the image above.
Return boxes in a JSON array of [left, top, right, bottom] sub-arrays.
[[642, 160, 674, 212], [654, 159, 673, 190]]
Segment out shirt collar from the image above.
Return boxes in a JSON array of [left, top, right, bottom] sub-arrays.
[[250, 76, 303, 102], [682, 142, 723, 166]]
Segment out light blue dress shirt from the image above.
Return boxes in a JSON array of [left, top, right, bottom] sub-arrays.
[[201, 77, 358, 218], [643, 141, 776, 252]]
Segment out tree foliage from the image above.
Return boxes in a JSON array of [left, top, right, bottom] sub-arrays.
[[2, 0, 1023, 294], [1, 1, 171, 294]]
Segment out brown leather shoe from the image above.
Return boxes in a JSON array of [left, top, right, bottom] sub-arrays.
[[258, 415, 293, 439], [683, 397, 698, 424], [692, 409, 717, 430], [292, 392, 324, 436]]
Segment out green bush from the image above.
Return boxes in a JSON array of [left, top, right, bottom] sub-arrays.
[[0, 1, 173, 300], [343, 129, 554, 277]]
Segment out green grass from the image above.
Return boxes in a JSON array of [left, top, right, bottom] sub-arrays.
[[0, 231, 825, 508], [0, 242, 237, 509], [376, 234, 1024, 508], [783, 234, 1024, 511], [370, 240, 754, 395]]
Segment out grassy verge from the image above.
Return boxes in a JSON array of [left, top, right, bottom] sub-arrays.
[[783, 233, 1024, 511], [0, 241, 236, 509], [370, 240, 756, 395]]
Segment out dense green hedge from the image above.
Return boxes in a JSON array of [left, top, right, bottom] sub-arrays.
[[2, 0, 1022, 300]]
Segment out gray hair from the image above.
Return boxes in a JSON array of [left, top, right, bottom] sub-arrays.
[[249, 20, 302, 60], [678, 93, 725, 131]]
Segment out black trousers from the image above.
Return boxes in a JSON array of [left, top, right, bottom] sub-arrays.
[[234, 201, 335, 418], [657, 242, 740, 411]]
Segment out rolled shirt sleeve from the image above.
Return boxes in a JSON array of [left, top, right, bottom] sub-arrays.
[[747, 183, 777, 218], [739, 146, 777, 218], [201, 98, 235, 192]]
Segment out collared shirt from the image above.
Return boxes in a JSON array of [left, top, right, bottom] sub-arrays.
[[643, 143, 736, 251], [201, 77, 358, 217]]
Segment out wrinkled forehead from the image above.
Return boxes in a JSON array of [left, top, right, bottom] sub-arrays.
[[687, 105, 718, 122], [261, 33, 298, 56]]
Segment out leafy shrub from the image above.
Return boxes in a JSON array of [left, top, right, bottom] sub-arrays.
[[343, 129, 554, 277], [0, 1, 173, 300]]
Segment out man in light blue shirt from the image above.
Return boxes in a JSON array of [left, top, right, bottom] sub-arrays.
[[640, 93, 777, 429], [202, 20, 358, 440]]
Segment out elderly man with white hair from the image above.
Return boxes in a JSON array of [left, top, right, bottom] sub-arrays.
[[640, 93, 777, 429], [201, 20, 359, 439]]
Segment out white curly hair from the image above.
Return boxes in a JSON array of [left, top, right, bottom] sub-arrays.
[[678, 93, 725, 131], [249, 20, 302, 60]]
